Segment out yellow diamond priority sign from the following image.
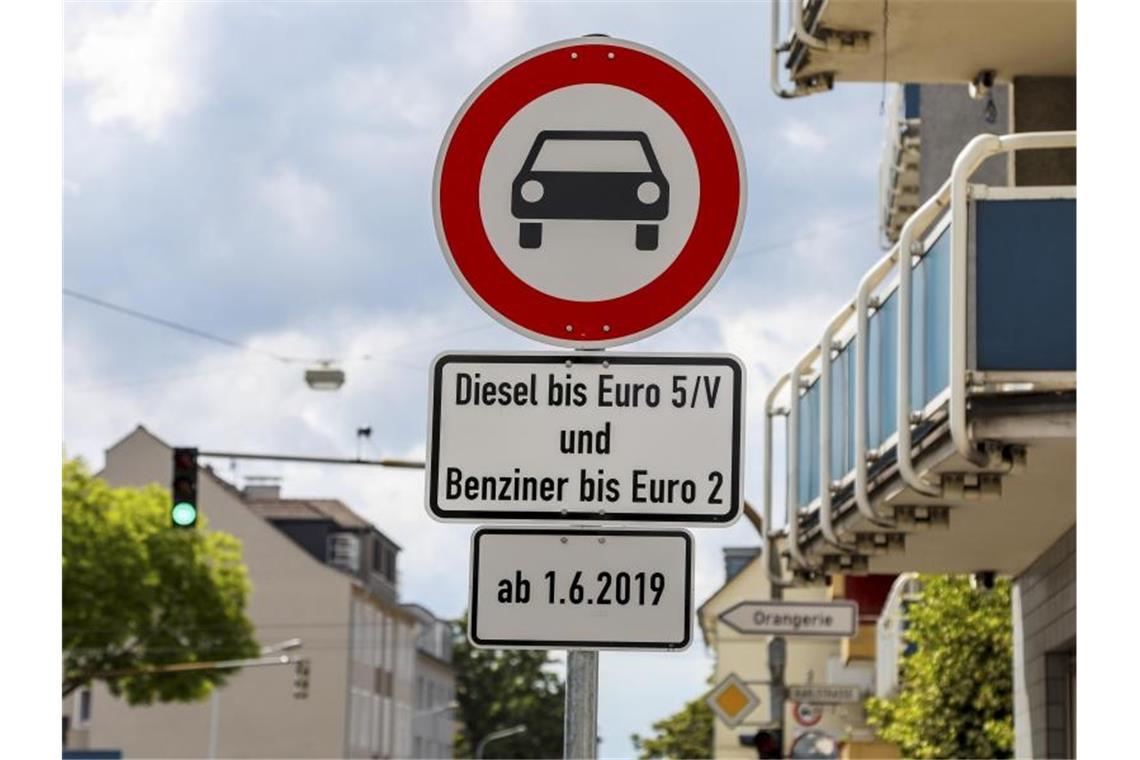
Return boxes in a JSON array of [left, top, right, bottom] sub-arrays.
[[706, 673, 760, 728]]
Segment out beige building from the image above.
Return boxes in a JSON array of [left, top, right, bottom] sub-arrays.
[[62, 426, 444, 758], [698, 548, 876, 759]]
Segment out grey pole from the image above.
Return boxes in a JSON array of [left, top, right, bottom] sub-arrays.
[[207, 688, 220, 759], [563, 650, 599, 759], [475, 725, 527, 759], [767, 540, 788, 749]]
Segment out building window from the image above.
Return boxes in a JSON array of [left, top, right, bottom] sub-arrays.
[[384, 545, 396, 581], [75, 687, 92, 726]]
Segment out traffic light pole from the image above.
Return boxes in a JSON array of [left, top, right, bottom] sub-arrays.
[[197, 450, 425, 469], [767, 540, 787, 759]]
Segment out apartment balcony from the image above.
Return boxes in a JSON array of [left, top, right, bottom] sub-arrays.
[[770, 0, 1076, 98], [879, 85, 921, 245], [762, 131, 1075, 584]]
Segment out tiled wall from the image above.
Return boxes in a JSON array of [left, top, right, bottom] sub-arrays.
[[1012, 525, 1076, 758]]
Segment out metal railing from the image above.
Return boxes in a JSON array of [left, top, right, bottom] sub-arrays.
[[764, 131, 1077, 580], [769, 0, 870, 99]]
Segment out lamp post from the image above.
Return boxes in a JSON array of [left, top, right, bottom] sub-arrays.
[[475, 725, 526, 759]]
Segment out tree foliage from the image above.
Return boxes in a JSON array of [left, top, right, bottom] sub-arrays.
[[631, 696, 713, 759], [63, 458, 259, 704], [865, 574, 1014, 759], [451, 616, 565, 758]]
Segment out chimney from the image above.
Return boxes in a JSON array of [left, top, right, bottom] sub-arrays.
[[242, 475, 282, 501]]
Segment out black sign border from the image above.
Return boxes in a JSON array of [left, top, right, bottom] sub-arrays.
[[718, 600, 860, 638], [428, 353, 743, 523], [469, 527, 693, 650]]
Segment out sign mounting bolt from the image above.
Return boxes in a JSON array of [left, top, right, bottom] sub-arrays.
[[570, 51, 578, 59], [561, 536, 569, 544], [565, 324, 574, 333], [602, 324, 611, 333]]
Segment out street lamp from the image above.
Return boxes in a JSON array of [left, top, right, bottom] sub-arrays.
[[413, 700, 459, 721], [304, 362, 345, 390], [475, 725, 526, 759], [261, 638, 304, 654]]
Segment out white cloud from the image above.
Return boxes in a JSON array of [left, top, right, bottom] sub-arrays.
[[66, 2, 208, 141], [451, 1, 530, 70], [255, 167, 343, 244], [780, 118, 829, 153]]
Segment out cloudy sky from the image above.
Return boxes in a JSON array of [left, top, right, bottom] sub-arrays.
[[63, 1, 888, 753]]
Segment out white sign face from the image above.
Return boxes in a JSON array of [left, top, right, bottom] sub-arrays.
[[468, 528, 692, 650], [787, 685, 863, 705], [434, 37, 746, 348], [426, 353, 744, 524], [479, 87, 701, 302], [718, 601, 859, 638]]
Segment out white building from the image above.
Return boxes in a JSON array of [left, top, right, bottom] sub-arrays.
[[63, 426, 449, 759]]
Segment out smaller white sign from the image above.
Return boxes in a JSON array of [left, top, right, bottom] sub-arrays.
[[718, 601, 859, 638], [787, 684, 863, 705], [468, 528, 692, 650], [427, 352, 744, 525]]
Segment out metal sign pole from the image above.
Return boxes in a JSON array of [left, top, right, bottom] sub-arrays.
[[564, 649, 599, 759]]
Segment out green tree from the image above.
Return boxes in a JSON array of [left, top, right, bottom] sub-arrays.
[[865, 574, 1014, 759], [63, 458, 259, 704], [631, 696, 713, 759], [451, 616, 565, 758]]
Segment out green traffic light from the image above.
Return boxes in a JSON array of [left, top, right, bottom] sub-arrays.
[[172, 501, 198, 527]]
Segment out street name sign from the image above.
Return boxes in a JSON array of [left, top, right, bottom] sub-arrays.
[[706, 673, 760, 728], [468, 527, 692, 650], [426, 352, 744, 524], [433, 36, 746, 348], [787, 684, 863, 705], [719, 601, 859, 638]]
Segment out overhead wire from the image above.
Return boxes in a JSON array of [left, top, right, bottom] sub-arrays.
[[63, 288, 499, 371]]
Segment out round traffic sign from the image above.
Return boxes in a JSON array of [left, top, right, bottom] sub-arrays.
[[793, 701, 823, 727], [433, 36, 746, 347]]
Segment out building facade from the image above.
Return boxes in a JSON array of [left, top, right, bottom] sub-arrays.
[[697, 548, 887, 759], [766, 2, 1076, 757], [62, 426, 451, 759], [404, 604, 457, 759]]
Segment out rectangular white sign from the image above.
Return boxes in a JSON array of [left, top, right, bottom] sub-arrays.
[[426, 352, 744, 524], [468, 528, 693, 650], [719, 601, 859, 638], [787, 684, 863, 704]]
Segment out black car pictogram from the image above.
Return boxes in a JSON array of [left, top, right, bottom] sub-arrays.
[[511, 130, 670, 251]]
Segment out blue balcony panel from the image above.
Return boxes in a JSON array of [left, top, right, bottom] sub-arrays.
[[796, 381, 821, 507], [828, 346, 854, 480], [917, 227, 951, 405], [975, 198, 1076, 371]]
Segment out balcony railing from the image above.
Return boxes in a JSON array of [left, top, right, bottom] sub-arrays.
[[762, 131, 1076, 583]]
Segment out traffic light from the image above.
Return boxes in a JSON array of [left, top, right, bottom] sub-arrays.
[[292, 658, 310, 699], [170, 447, 199, 528], [740, 729, 782, 759], [755, 729, 782, 759]]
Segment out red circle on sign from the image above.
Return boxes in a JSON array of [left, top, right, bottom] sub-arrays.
[[433, 37, 746, 347], [793, 701, 824, 727]]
